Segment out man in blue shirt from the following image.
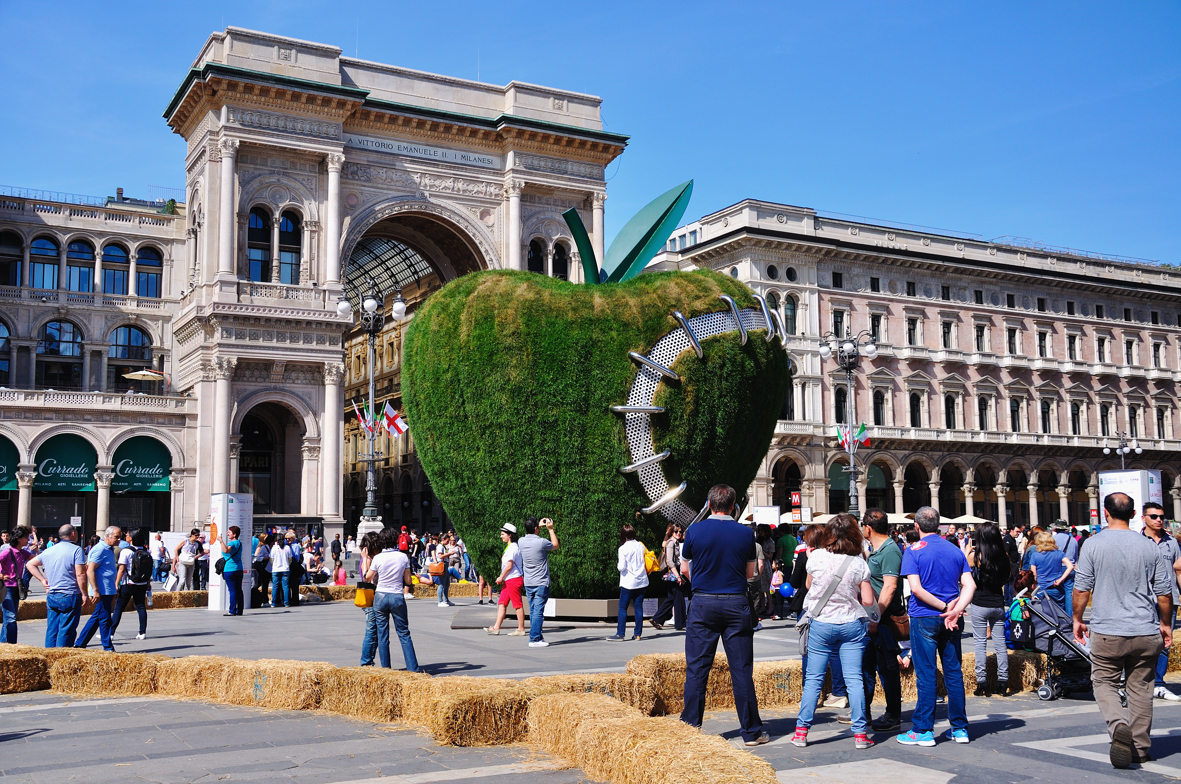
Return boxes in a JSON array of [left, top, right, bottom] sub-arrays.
[[679, 484, 767, 746], [25, 524, 88, 647], [75, 526, 122, 651], [896, 507, 976, 747]]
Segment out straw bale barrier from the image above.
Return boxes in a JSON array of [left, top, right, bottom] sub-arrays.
[[319, 667, 430, 722], [49, 652, 169, 696], [522, 673, 657, 716], [528, 692, 778, 784], [751, 660, 803, 708], [411, 581, 481, 598], [16, 601, 47, 621], [625, 653, 734, 715], [431, 686, 538, 746], [222, 658, 334, 711], [0, 652, 50, 693], [155, 655, 242, 700]]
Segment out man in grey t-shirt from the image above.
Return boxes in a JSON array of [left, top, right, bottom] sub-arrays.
[[1073, 492, 1173, 769], [518, 517, 559, 648]]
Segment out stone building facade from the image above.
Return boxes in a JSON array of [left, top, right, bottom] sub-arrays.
[[652, 200, 1181, 527]]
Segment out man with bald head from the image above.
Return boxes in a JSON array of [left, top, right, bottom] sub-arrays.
[[25, 524, 89, 647], [75, 526, 122, 651]]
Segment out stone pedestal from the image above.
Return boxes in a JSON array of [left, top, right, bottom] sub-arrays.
[[357, 513, 384, 539]]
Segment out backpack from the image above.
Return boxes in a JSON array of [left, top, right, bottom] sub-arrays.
[[398, 532, 410, 551], [644, 547, 660, 574], [130, 548, 154, 583]]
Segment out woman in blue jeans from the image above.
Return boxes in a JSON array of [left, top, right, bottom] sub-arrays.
[[358, 532, 381, 666], [608, 524, 649, 641], [791, 514, 877, 750], [364, 529, 423, 671]]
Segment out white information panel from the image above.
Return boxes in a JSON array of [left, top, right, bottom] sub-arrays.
[[1098, 470, 1163, 533], [208, 493, 254, 611]]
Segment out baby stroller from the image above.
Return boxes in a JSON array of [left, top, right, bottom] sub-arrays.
[[1011, 589, 1126, 705]]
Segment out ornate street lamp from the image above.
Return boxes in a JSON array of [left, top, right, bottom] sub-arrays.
[[818, 329, 878, 521], [1102, 431, 1141, 470]]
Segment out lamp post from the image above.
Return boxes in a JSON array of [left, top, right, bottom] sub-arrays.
[[1102, 431, 1141, 470], [337, 279, 407, 535], [818, 328, 878, 521]]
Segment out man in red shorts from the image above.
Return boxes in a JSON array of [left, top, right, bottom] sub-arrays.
[[484, 523, 526, 635]]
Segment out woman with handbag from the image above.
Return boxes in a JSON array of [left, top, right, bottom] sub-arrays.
[[358, 532, 382, 666], [173, 529, 201, 590], [967, 523, 1013, 696], [430, 537, 455, 607], [790, 514, 877, 750]]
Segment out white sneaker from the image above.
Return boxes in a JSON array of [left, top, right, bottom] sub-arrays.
[[1154, 686, 1181, 701], [823, 694, 849, 709], [528, 640, 550, 648], [135, 634, 146, 640], [438, 601, 449, 607]]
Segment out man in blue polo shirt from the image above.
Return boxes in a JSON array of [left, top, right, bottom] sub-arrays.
[[679, 484, 767, 746], [896, 507, 976, 747], [25, 524, 88, 647], [75, 526, 122, 651]]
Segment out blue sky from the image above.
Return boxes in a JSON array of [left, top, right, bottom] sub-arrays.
[[1, 2, 1178, 261]]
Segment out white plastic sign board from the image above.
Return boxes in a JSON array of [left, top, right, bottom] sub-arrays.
[[801, 507, 813, 523], [208, 493, 254, 611], [1098, 470, 1162, 533], [752, 506, 780, 528]]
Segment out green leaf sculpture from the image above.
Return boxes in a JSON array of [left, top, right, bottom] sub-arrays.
[[562, 180, 693, 284]]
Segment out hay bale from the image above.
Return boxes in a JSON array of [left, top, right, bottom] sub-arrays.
[[0, 653, 50, 693], [624, 653, 732, 715], [49, 653, 168, 696], [326, 585, 356, 602], [528, 692, 777, 784], [319, 667, 430, 722], [412, 582, 480, 599], [222, 658, 334, 711], [155, 655, 240, 699], [432, 686, 535, 746], [16, 600, 47, 621], [521, 673, 657, 716], [299, 585, 332, 601], [752, 660, 802, 708]]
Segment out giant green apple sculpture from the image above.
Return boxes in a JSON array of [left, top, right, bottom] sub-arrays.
[[401, 184, 791, 598]]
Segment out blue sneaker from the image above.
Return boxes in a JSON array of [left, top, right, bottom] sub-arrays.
[[896, 730, 936, 747], [945, 728, 970, 744]]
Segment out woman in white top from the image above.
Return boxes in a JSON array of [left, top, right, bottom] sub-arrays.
[[364, 529, 422, 672], [269, 535, 291, 608], [608, 524, 650, 641], [484, 524, 526, 635], [790, 514, 876, 750]]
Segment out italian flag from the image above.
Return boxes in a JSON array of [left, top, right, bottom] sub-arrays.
[[837, 423, 870, 450]]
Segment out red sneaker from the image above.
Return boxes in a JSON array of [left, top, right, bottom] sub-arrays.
[[791, 728, 808, 747], [854, 733, 874, 749]]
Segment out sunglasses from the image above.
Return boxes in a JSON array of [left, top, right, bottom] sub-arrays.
[[1146, 514, 1165, 520]]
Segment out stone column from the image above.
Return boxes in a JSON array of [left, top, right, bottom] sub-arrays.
[[320, 363, 345, 520], [99, 350, 109, 393], [506, 180, 523, 271], [57, 242, 67, 294], [963, 482, 976, 518], [81, 347, 92, 392], [20, 244, 30, 288], [1172, 488, 1181, 524], [228, 436, 242, 494], [1027, 482, 1040, 529], [1057, 485, 1071, 525], [893, 480, 905, 515], [271, 215, 282, 283], [217, 138, 240, 276], [928, 481, 941, 513], [325, 153, 345, 284], [997, 483, 1009, 528], [184, 227, 196, 289], [591, 192, 606, 269], [170, 471, 185, 532], [26, 346, 36, 389], [95, 468, 114, 536], [16, 467, 35, 529], [211, 357, 236, 495], [94, 248, 104, 301], [301, 439, 321, 515], [128, 251, 138, 297], [1088, 486, 1100, 527]]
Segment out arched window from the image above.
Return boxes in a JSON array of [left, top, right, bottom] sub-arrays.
[[1011, 398, 1022, 432], [0, 321, 9, 386], [1071, 401, 1081, 436], [783, 296, 797, 335], [102, 244, 129, 295], [109, 326, 152, 361], [136, 246, 163, 298], [834, 386, 847, 424], [1129, 405, 1139, 438], [1100, 404, 1110, 437], [910, 393, 922, 428], [978, 396, 989, 430], [767, 291, 780, 312], [108, 326, 155, 393], [247, 207, 272, 282], [278, 211, 301, 285], [401, 474, 414, 527], [66, 241, 94, 292], [30, 237, 60, 290], [0, 231, 21, 287], [527, 239, 545, 274], [1041, 399, 1053, 434], [945, 394, 956, 430], [552, 242, 569, 281], [36, 321, 83, 389], [873, 390, 885, 426]]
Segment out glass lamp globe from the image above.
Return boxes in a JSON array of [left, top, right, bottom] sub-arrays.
[[1102, 447, 1111, 455], [391, 299, 407, 319], [336, 299, 353, 318], [842, 341, 856, 355], [818, 344, 832, 360], [863, 343, 879, 359], [363, 296, 379, 314]]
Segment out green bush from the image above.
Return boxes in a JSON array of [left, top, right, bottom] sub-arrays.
[[402, 269, 789, 598]]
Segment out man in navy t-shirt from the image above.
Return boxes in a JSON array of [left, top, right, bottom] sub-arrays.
[[896, 507, 976, 747], [679, 484, 766, 746]]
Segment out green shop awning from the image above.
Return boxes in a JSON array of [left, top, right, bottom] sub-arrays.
[[34, 434, 97, 492], [112, 436, 171, 492], [0, 435, 17, 492]]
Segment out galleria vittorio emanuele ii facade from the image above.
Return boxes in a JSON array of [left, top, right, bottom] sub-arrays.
[[1, 27, 1178, 539]]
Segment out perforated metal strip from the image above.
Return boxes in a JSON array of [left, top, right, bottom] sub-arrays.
[[622, 306, 773, 523]]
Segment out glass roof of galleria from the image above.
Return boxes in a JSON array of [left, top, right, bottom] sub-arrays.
[[343, 236, 434, 307]]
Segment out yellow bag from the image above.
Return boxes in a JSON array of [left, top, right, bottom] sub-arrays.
[[644, 547, 660, 574], [354, 582, 375, 608]]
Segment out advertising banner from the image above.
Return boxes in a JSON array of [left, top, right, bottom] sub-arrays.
[[111, 437, 171, 492], [1098, 470, 1163, 533], [34, 434, 96, 492], [0, 435, 17, 492]]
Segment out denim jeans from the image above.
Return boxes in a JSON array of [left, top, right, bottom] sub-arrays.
[[681, 594, 762, 742], [617, 586, 644, 638], [76, 595, 117, 651], [111, 584, 148, 636], [796, 619, 869, 733], [526, 585, 550, 642], [374, 591, 420, 671], [1155, 612, 1179, 687], [910, 614, 968, 733], [225, 571, 243, 615], [1, 585, 20, 644], [45, 592, 82, 648], [152, 558, 164, 583], [271, 572, 289, 608], [800, 643, 848, 699], [970, 604, 1009, 682], [436, 569, 451, 604], [360, 607, 378, 666]]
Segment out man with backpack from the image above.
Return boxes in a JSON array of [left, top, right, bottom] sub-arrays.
[[398, 527, 411, 553], [112, 529, 153, 639]]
